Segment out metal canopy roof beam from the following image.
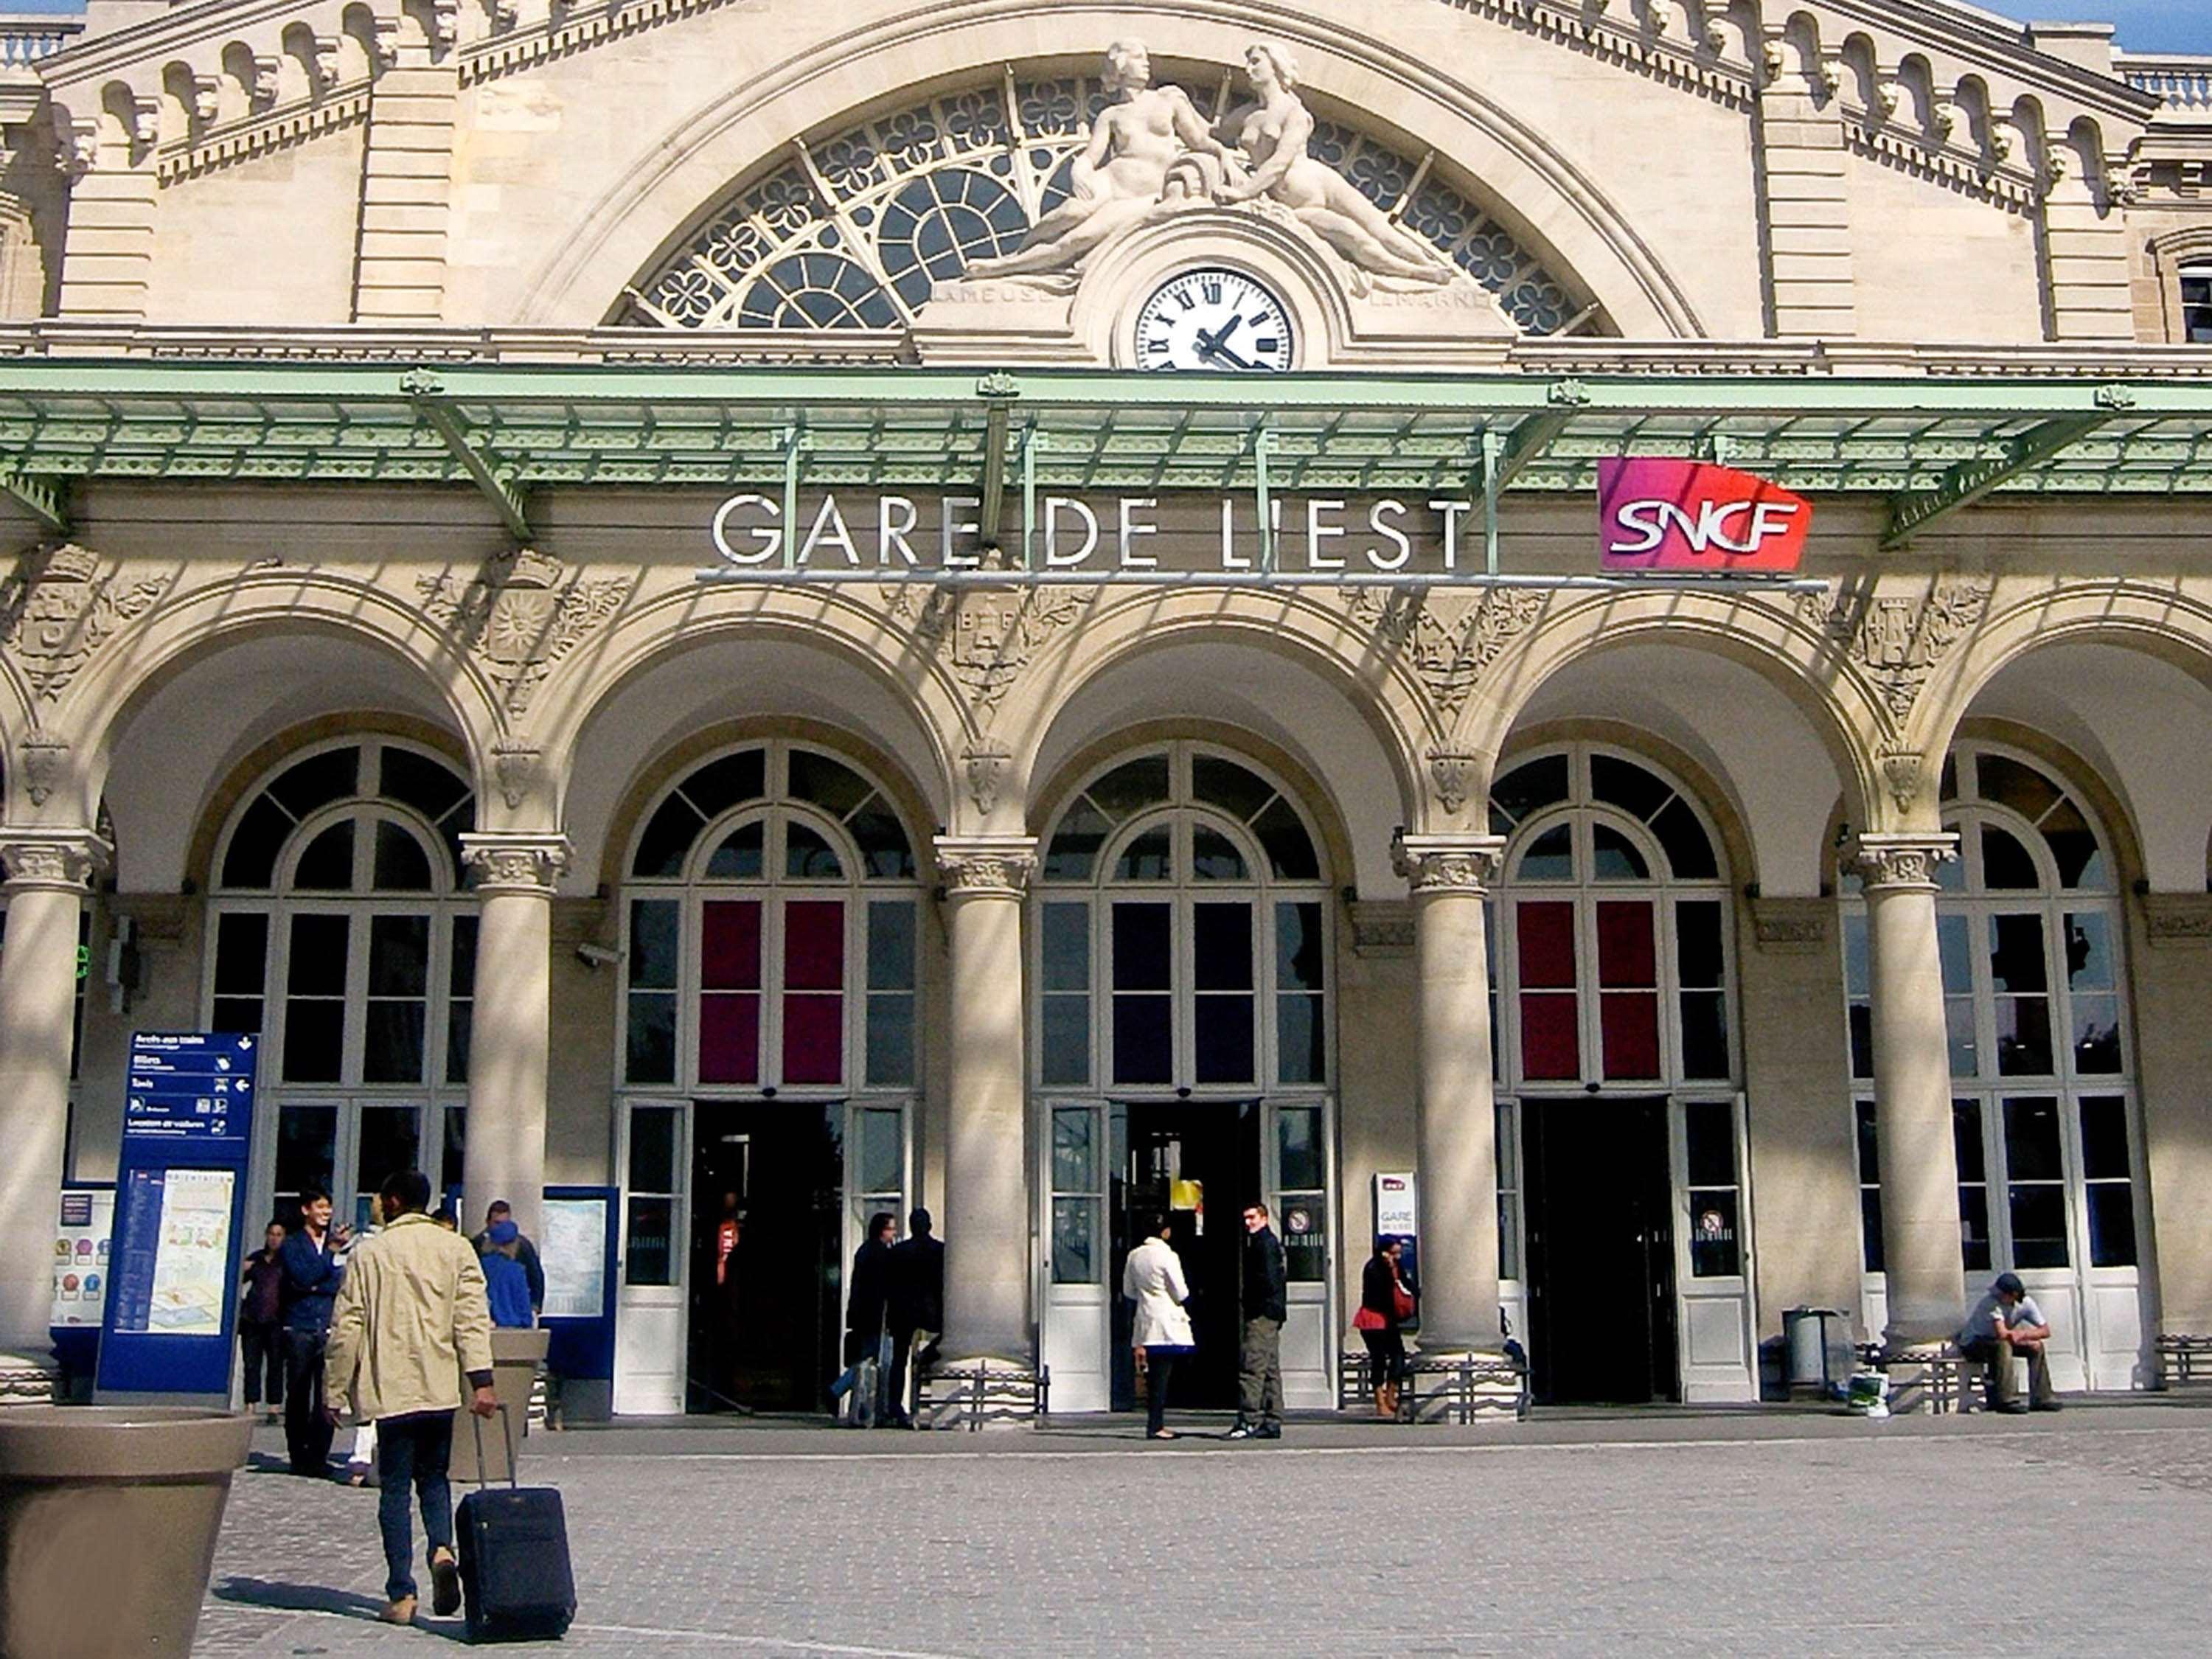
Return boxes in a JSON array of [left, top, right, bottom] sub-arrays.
[[1493, 407, 1574, 491], [405, 373, 531, 543], [1881, 413, 2112, 549], [0, 466, 69, 534]]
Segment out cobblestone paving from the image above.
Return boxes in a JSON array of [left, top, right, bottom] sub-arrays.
[[193, 1406, 2212, 1658]]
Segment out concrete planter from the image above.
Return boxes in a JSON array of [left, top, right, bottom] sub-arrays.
[[0, 1407, 252, 1659]]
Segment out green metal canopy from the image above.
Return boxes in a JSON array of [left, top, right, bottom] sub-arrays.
[[0, 358, 2207, 557]]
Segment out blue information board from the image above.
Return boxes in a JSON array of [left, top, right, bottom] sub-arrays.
[[94, 1033, 260, 1402]]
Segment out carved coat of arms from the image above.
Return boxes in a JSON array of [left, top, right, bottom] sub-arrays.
[[417, 548, 625, 717], [0, 544, 168, 702]]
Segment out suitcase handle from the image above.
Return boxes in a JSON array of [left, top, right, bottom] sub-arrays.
[[470, 1400, 519, 1491]]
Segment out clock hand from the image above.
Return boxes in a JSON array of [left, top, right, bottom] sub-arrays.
[[1197, 336, 1259, 372], [1193, 313, 1244, 358]]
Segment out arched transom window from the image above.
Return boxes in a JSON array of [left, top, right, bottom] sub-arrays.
[[621, 742, 922, 1093], [1034, 743, 1329, 1093]]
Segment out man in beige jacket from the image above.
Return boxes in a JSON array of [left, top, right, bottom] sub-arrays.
[[324, 1168, 496, 1626]]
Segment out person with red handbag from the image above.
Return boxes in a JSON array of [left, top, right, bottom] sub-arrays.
[[1354, 1237, 1413, 1420]]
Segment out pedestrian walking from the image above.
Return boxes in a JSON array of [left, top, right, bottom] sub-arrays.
[[278, 1188, 350, 1475], [323, 1169, 496, 1627], [886, 1207, 945, 1428], [482, 1219, 538, 1329], [1122, 1213, 1194, 1441], [1227, 1203, 1287, 1439], [834, 1212, 897, 1423], [237, 1220, 287, 1423], [472, 1200, 545, 1318], [1355, 1237, 1413, 1420]]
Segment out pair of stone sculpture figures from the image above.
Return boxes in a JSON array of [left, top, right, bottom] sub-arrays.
[[968, 39, 1458, 288]]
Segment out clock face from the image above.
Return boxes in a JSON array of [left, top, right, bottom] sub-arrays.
[[1133, 268, 1295, 372]]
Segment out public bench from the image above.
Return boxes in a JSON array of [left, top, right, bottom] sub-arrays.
[[1879, 1341, 1978, 1413], [1338, 1344, 1529, 1422], [2156, 1334, 2212, 1388], [917, 1360, 1050, 1430]]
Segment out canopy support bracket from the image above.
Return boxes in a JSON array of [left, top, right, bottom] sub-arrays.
[[0, 467, 69, 535], [1254, 422, 1275, 574], [407, 380, 531, 543], [1882, 414, 2110, 549], [977, 372, 1019, 560]]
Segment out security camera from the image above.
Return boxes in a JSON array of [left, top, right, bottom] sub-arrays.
[[574, 942, 622, 970]]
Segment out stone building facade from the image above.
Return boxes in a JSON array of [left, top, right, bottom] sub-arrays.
[[1, 0, 2211, 1414]]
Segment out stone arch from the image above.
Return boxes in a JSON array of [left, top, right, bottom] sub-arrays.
[[1454, 592, 1885, 843], [512, 1, 1703, 336]]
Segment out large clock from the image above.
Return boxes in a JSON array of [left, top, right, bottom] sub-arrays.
[[1133, 268, 1295, 372]]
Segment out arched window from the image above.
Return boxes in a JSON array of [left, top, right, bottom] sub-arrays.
[[1034, 743, 1328, 1092], [619, 742, 921, 1092], [1844, 743, 2143, 1390], [208, 737, 477, 1222]]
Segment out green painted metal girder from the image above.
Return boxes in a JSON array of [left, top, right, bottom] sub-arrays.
[[0, 466, 69, 532], [411, 394, 532, 542], [1881, 414, 2114, 549]]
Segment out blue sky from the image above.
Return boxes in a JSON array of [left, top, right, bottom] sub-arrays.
[[1978, 2, 2206, 53]]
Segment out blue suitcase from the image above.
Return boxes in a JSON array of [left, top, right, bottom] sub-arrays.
[[455, 1409, 576, 1642]]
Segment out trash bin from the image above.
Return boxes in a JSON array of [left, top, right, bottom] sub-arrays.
[[1784, 1307, 1846, 1395], [453, 1326, 549, 1484], [0, 1405, 252, 1659]]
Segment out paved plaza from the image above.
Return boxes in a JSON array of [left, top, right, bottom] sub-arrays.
[[192, 1402, 2212, 1658]]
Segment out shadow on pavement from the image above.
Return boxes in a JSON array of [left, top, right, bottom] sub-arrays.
[[211, 1576, 470, 1642]]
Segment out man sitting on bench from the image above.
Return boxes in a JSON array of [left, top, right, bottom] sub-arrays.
[[1957, 1272, 2062, 1415]]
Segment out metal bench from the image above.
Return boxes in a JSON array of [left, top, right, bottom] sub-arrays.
[[2156, 1334, 2212, 1388], [917, 1360, 1050, 1430], [1881, 1341, 1978, 1413], [1338, 1345, 1530, 1422]]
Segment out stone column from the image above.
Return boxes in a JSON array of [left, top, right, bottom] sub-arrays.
[[0, 831, 107, 1400], [1392, 832, 1508, 1354], [459, 833, 568, 1245], [932, 836, 1036, 1366], [1848, 832, 1966, 1346]]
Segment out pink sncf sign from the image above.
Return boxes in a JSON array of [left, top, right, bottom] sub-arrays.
[[1597, 457, 1813, 573]]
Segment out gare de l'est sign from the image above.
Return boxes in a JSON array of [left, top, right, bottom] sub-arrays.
[[706, 459, 1813, 577]]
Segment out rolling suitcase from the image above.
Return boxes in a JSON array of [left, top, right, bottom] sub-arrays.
[[455, 1408, 577, 1642]]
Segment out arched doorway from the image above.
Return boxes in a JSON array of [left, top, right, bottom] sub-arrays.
[[206, 737, 478, 1234], [611, 740, 923, 1415], [1488, 742, 1751, 1404], [1032, 740, 1335, 1413], [1845, 742, 2146, 1391]]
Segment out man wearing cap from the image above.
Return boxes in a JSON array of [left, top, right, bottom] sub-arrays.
[[1957, 1271, 2062, 1414]]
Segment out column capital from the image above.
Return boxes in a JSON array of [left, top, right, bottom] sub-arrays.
[[933, 835, 1037, 900], [1846, 832, 1959, 894], [0, 830, 111, 894], [1392, 831, 1506, 897], [460, 832, 572, 896]]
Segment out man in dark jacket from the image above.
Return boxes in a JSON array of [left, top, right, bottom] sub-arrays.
[[1228, 1202, 1289, 1440], [884, 1208, 945, 1428], [279, 1187, 351, 1475], [840, 1212, 897, 1421]]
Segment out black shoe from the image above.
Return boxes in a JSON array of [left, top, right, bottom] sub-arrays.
[[428, 1547, 462, 1618], [1225, 1422, 1254, 1440], [2031, 1399, 2064, 1413], [1256, 1423, 1282, 1439], [1992, 1401, 2030, 1415]]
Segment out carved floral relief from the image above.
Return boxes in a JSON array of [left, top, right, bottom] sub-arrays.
[[0, 545, 169, 703], [416, 547, 625, 718]]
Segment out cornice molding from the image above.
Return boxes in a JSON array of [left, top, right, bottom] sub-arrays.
[[1751, 895, 1833, 954], [2140, 891, 2212, 948]]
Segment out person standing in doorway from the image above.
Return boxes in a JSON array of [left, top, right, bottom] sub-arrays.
[[279, 1189, 350, 1475], [1228, 1203, 1287, 1440], [1122, 1213, 1195, 1441], [238, 1220, 287, 1424], [324, 1169, 496, 1627], [886, 1207, 945, 1428], [473, 1200, 545, 1318], [1356, 1237, 1412, 1421], [838, 1212, 897, 1422]]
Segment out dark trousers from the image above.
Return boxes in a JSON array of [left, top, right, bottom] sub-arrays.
[[1143, 1346, 1179, 1436], [374, 1411, 456, 1603], [1361, 1328, 1407, 1390], [1238, 1316, 1284, 1426], [1961, 1336, 2058, 1409], [282, 1328, 335, 1475], [240, 1321, 284, 1408]]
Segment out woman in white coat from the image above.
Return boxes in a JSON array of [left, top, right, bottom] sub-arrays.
[[1122, 1213, 1196, 1441]]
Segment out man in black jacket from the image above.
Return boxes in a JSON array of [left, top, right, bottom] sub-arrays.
[[885, 1208, 945, 1428], [1228, 1203, 1289, 1440]]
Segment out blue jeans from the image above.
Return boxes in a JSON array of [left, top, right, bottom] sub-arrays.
[[374, 1411, 455, 1602]]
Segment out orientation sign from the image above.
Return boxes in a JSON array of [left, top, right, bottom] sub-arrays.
[[95, 1034, 260, 1402]]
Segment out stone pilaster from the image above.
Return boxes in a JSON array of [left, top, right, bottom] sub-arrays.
[[933, 835, 1036, 1368], [0, 830, 108, 1401], [1391, 832, 1509, 1359], [459, 832, 568, 1243], [1847, 832, 1965, 1347], [2038, 150, 2134, 342], [56, 158, 158, 321], [1755, 78, 1855, 338], [352, 64, 460, 323]]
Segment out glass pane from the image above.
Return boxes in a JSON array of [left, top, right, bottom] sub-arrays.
[[1086, 755, 1172, 821], [864, 994, 914, 1088], [787, 748, 873, 818], [377, 745, 469, 824], [2062, 913, 2115, 991], [1516, 902, 1576, 989], [364, 1003, 426, 1084], [1252, 797, 1319, 881], [293, 819, 356, 891], [1685, 1099, 1736, 1188], [2087, 1183, 2138, 1269], [1051, 1197, 1096, 1284], [2070, 994, 2122, 1075], [449, 913, 477, 999], [626, 992, 677, 1083], [1490, 754, 1570, 826], [1042, 797, 1112, 882], [1191, 824, 1249, 881], [679, 749, 767, 817], [705, 820, 765, 880], [1599, 992, 1660, 1079], [1860, 1187, 1885, 1273], [1112, 903, 1172, 990], [372, 820, 434, 891], [367, 914, 429, 997], [1688, 1189, 1740, 1278], [1520, 994, 1579, 1081], [1112, 995, 1172, 1084], [221, 796, 292, 889], [1848, 1003, 1873, 1079], [1590, 753, 1673, 821], [282, 1002, 344, 1083], [1042, 903, 1090, 992], [355, 1106, 420, 1199], [2079, 1094, 2132, 1182], [446, 999, 473, 1087], [1277, 1105, 1324, 1192], [2007, 1182, 2070, 1269], [2041, 800, 2106, 889], [2002, 1094, 2066, 1183], [633, 796, 706, 878], [846, 801, 914, 879], [1596, 902, 1655, 987], [701, 900, 763, 991], [1192, 755, 1276, 822], [864, 902, 915, 991], [1980, 825, 2039, 889], [1649, 797, 1717, 879], [1842, 912, 1870, 997], [1952, 1099, 1986, 1183], [1112, 824, 1172, 883], [212, 997, 263, 1037], [1052, 1107, 1095, 1193], [1989, 914, 2048, 993], [1276, 902, 1324, 991], [1040, 996, 1091, 1085], [1194, 996, 1255, 1082], [1590, 824, 1649, 882], [1958, 1183, 1992, 1272], [1515, 823, 1573, 882], [628, 1104, 678, 1193], [785, 822, 845, 880], [1277, 993, 1325, 1085], [1995, 998, 2053, 1077], [857, 1107, 902, 1195], [1676, 991, 1728, 1078], [1975, 753, 2060, 822], [1854, 1099, 1879, 1183], [1947, 997, 1978, 1077], [785, 900, 846, 990], [214, 911, 269, 996], [441, 1107, 466, 1197], [628, 899, 681, 990], [1282, 1194, 1326, 1283], [1676, 901, 1723, 989], [1937, 914, 1972, 994], [1194, 903, 1253, 991], [268, 746, 360, 819], [276, 1104, 337, 1200], [625, 1196, 675, 1287], [782, 994, 844, 1085], [698, 994, 760, 1085]]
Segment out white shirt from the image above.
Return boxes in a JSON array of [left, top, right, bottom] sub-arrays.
[[1121, 1235, 1195, 1351], [1958, 1290, 2049, 1348]]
